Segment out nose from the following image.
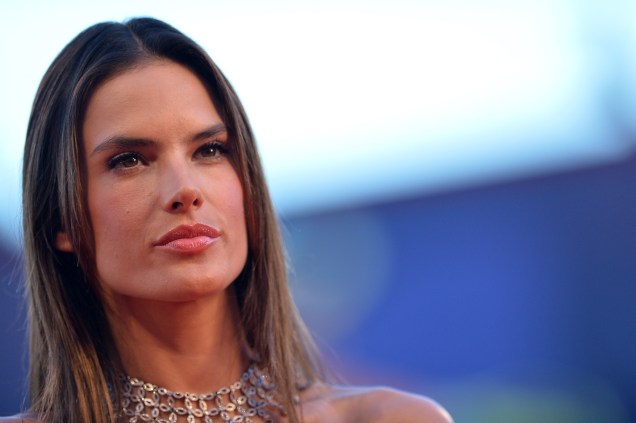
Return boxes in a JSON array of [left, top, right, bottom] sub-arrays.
[[161, 161, 203, 213]]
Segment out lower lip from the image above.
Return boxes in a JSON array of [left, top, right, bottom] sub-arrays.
[[156, 236, 219, 253]]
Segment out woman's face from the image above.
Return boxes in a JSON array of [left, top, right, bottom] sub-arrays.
[[74, 60, 248, 303]]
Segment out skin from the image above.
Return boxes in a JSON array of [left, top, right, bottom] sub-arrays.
[[5, 60, 452, 423]]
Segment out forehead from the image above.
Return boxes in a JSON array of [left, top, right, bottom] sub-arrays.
[[82, 60, 224, 149]]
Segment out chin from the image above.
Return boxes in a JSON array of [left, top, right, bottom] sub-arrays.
[[101, 271, 238, 304], [163, 277, 235, 302]]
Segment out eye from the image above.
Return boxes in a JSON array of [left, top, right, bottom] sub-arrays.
[[195, 142, 227, 160], [107, 152, 144, 169]]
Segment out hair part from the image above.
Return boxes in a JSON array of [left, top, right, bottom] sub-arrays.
[[23, 17, 321, 423]]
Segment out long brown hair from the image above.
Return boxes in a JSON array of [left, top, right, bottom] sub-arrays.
[[22, 17, 320, 423]]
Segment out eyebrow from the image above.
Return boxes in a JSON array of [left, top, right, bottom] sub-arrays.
[[90, 123, 228, 156]]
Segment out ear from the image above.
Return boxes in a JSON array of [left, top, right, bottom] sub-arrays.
[[55, 231, 74, 252]]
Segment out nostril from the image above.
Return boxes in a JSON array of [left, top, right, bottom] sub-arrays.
[[165, 187, 202, 212]]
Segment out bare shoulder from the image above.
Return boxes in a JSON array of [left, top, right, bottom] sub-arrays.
[[299, 383, 453, 423], [359, 387, 453, 423]]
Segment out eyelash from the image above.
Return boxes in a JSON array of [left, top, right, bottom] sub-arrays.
[[195, 141, 229, 160], [106, 141, 229, 170], [107, 152, 144, 170]]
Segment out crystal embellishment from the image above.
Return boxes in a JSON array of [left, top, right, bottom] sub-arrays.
[[120, 365, 284, 423]]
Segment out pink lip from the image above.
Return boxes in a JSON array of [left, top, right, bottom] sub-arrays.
[[154, 223, 221, 253]]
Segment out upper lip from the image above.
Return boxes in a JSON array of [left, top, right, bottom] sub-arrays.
[[154, 223, 221, 246]]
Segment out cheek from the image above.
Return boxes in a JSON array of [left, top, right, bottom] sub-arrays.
[[230, 183, 248, 237], [88, 180, 151, 255], [221, 174, 249, 255]]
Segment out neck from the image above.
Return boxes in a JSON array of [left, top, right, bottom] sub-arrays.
[[105, 287, 248, 393]]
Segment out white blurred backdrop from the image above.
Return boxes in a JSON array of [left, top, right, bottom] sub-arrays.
[[1, 0, 636, 242]]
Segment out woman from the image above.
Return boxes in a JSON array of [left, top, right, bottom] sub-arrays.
[[3, 17, 452, 423]]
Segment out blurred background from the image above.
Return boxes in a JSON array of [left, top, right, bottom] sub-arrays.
[[1, 0, 636, 421]]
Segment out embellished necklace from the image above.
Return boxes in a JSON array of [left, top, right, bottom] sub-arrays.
[[119, 364, 285, 423]]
